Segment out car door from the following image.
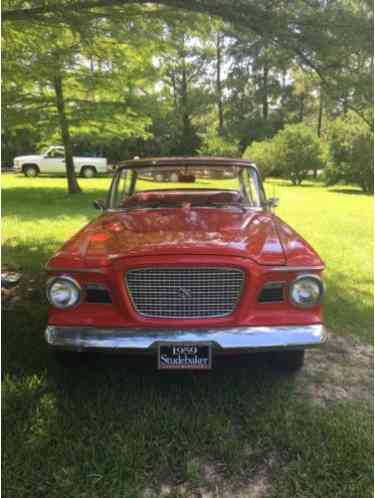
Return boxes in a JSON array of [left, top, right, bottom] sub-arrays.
[[39, 148, 66, 174]]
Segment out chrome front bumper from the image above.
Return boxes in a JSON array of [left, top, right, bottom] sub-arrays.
[[45, 324, 327, 352]]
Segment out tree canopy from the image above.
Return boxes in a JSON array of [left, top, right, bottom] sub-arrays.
[[2, 0, 373, 192]]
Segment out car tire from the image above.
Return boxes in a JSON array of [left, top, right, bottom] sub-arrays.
[[272, 350, 305, 372], [23, 165, 39, 177], [81, 166, 97, 179]]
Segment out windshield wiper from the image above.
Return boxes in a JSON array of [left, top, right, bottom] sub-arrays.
[[190, 202, 248, 212], [120, 202, 184, 211]]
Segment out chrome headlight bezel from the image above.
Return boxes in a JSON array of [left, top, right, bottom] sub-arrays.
[[46, 276, 82, 309], [288, 274, 324, 309]]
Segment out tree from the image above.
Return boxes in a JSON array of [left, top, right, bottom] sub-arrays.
[[4, 0, 371, 126], [198, 130, 239, 157], [224, 27, 291, 150], [159, 14, 214, 154], [243, 140, 276, 180], [2, 24, 83, 192], [2, 0, 372, 173], [2, 7, 160, 192], [324, 112, 373, 194], [273, 123, 324, 185]]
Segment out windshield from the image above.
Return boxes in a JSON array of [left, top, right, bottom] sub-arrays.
[[110, 165, 263, 209]]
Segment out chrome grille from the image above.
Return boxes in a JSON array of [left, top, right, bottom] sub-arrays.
[[126, 267, 244, 319]]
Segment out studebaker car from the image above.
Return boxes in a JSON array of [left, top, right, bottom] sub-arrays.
[[45, 157, 327, 370], [14, 145, 108, 178]]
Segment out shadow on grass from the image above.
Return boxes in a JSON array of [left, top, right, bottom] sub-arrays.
[[3, 271, 372, 498], [4, 304, 372, 498], [328, 188, 369, 196], [2, 185, 106, 222], [2, 238, 64, 271], [2, 183, 106, 269]]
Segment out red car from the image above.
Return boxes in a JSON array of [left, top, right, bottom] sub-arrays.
[[45, 157, 327, 371]]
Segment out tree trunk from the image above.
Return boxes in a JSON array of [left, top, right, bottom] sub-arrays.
[[171, 70, 178, 111], [299, 92, 305, 122], [342, 94, 348, 115], [317, 84, 323, 138], [262, 60, 269, 121], [313, 84, 324, 178], [216, 31, 224, 135], [53, 74, 82, 194], [181, 56, 190, 145]]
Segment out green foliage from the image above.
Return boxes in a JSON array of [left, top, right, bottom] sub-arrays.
[[2, 0, 373, 168], [2, 8, 162, 165], [273, 123, 325, 185], [198, 131, 239, 157], [324, 112, 374, 194], [243, 139, 276, 179]]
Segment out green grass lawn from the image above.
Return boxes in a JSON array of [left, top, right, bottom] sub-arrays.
[[2, 174, 373, 498], [2, 174, 373, 342]]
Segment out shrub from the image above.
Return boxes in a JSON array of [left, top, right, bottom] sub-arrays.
[[324, 113, 373, 194], [273, 123, 325, 185], [198, 132, 239, 158], [243, 140, 276, 180]]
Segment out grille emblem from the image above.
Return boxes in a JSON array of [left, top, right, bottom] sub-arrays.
[[178, 287, 191, 299]]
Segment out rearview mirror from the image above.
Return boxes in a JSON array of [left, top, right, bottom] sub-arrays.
[[93, 199, 105, 211]]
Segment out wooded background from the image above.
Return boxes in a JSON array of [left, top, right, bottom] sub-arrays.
[[2, 0, 373, 193]]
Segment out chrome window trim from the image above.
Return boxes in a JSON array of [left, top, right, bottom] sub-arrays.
[[108, 164, 265, 210]]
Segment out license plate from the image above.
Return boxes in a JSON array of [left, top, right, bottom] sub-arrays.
[[158, 343, 212, 370]]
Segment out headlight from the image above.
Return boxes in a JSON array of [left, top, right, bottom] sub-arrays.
[[288, 275, 323, 309], [47, 276, 81, 309]]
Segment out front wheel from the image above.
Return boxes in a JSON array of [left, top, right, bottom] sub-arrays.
[[81, 166, 97, 179], [272, 350, 305, 372], [23, 165, 39, 177]]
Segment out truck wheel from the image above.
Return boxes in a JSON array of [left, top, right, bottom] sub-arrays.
[[81, 166, 97, 178], [155, 173, 164, 182], [23, 165, 39, 177], [272, 350, 305, 372]]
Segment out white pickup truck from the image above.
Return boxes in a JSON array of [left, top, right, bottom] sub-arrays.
[[13, 146, 108, 178]]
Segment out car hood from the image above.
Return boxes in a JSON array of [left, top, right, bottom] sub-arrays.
[[49, 207, 291, 268]]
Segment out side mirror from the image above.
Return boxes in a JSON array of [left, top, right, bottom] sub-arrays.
[[264, 197, 279, 210], [93, 199, 105, 211]]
